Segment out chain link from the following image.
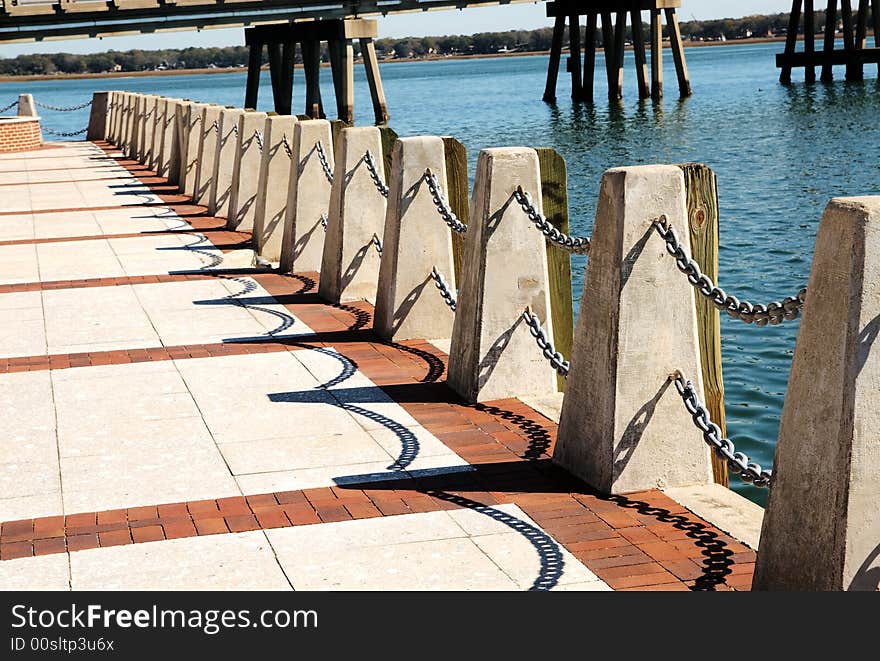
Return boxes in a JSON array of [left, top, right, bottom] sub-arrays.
[[672, 372, 772, 487], [281, 134, 293, 159], [371, 233, 383, 255], [320, 214, 328, 231], [316, 141, 334, 184], [430, 267, 457, 311], [35, 99, 92, 112], [253, 130, 264, 152], [424, 169, 468, 235], [41, 126, 88, 137], [0, 99, 19, 113], [522, 309, 570, 377], [364, 150, 389, 198], [513, 187, 591, 255], [230, 123, 239, 136], [211, 119, 219, 134], [653, 216, 806, 326]]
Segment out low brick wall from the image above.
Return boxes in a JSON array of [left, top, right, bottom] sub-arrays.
[[0, 116, 42, 153]]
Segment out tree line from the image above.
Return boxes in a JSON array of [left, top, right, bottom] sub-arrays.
[[0, 12, 858, 76]]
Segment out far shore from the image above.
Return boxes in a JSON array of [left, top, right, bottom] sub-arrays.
[[0, 35, 793, 83]]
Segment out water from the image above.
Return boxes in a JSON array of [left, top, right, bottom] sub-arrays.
[[4, 43, 879, 506]]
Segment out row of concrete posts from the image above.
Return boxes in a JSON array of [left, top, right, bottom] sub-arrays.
[[88, 91, 878, 591]]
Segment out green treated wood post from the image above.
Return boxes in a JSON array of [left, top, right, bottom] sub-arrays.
[[442, 137, 469, 284], [678, 163, 728, 487], [536, 147, 574, 393], [378, 125, 398, 181]]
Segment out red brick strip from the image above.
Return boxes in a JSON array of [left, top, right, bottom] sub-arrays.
[[0, 271, 257, 295], [0, 227, 251, 250]]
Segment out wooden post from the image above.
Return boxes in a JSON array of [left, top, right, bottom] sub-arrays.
[[360, 38, 390, 125], [678, 163, 728, 487], [780, 1, 802, 84], [856, 0, 869, 48], [443, 137, 469, 285], [245, 41, 262, 110], [537, 148, 574, 393], [805, 0, 816, 82], [569, 13, 584, 101], [279, 41, 295, 115], [631, 9, 651, 99], [612, 10, 626, 100], [544, 15, 566, 103], [268, 42, 285, 112], [583, 13, 598, 103], [650, 9, 663, 100], [340, 40, 355, 124], [378, 124, 398, 184], [821, 1, 838, 82], [841, 0, 860, 80], [302, 39, 325, 119], [873, 0, 880, 75], [601, 12, 616, 97], [665, 9, 692, 97]]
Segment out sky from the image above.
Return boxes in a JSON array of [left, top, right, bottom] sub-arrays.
[[0, 1, 794, 57]]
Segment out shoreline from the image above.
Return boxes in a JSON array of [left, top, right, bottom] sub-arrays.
[[0, 36, 792, 83]]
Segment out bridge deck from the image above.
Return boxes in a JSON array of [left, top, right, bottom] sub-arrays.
[[0, 140, 756, 591]]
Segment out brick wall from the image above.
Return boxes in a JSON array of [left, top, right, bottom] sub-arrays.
[[0, 117, 42, 153]]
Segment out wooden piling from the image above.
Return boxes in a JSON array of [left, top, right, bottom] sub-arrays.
[[569, 13, 584, 101], [544, 15, 566, 103], [841, 0, 860, 80], [583, 13, 598, 103], [631, 10, 651, 99], [601, 12, 616, 97], [665, 9, 692, 97], [442, 137, 469, 284], [678, 163, 728, 487], [780, 1, 802, 84], [245, 42, 262, 110], [302, 39, 324, 119], [650, 9, 663, 99], [805, 0, 816, 82], [361, 38, 390, 125], [873, 0, 880, 75], [537, 147, 574, 392], [821, 1, 837, 82], [612, 11, 626, 100]]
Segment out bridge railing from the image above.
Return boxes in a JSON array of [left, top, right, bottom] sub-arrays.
[[95, 91, 879, 592]]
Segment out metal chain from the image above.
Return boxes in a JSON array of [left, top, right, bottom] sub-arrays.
[[35, 99, 92, 112], [371, 233, 383, 255], [673, 372, 772, 487], [41, 126, 88, 137], [190, 115, 202, 129], [364, 150, 389, 198], [253, 130, 264, 152], [513, 187, 591, 255], [653, 216, 806, 326], [230, 123, 239, 136], [424, 169, 468, 235], [0, 99, 19, 113], [211, 119, 219, 134], [430, 267, 457, 311], [316, 141, 334, 184], [320, 214, 328, 231], [522, 309, 570, 377], [281, 134, 293, 159]]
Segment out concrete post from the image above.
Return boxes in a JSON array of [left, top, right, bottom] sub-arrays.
[[128, 94, 144, 161], [137, 95, 156, 165], [107, 92, 120, 145], [552, 165, 712, 494], [279, 119, 333, 274], [148, 96, 165, 171], [175, 102, 194, 191], [446, 148, 555, 403], [111, 92, 124, 147], [253, 115, 298, 263], [157, 99, 181, 182], [118, 93, 130, 153], [227, 111, 268, 231], [17, 94, 36, 117], [209, 108, 245, 218], [318, 126, 387, 304], [193, 105, 223, 205], [86, 91, 110, 142], [754, 197, 880, 591], [374, 136, 456, 343]]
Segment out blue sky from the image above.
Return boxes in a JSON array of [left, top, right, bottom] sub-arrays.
[[1, 1, 793, 57]]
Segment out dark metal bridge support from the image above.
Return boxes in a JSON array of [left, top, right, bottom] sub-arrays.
[[543, 1, 691, 103], [244, 18, 389, 125], [778, 0, 880, 83]]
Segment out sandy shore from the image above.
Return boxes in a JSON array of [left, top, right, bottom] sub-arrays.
[[0, 36, 793, 83]]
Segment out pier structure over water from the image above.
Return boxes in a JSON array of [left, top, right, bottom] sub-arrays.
[[0, 91, 876, 590], [778, 0, 880, 82], [542, 0, 692, 103]]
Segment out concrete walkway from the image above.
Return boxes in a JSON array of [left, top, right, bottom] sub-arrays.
[[0, 141, 757, 591]]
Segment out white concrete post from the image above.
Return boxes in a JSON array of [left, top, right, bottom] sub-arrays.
[[447, 147, 555, 404], [552, 165, 712, 494], [149, 96, 165, 171], [86, 91, 110, 142], [227, 111, 268, 231], [110, 92, 124, 147], [157, 99, 181, 182], [318, 126, 387, 304], [209, 108, 245, 218], [193, 105, 223, 205], [175, 101, 195, 192], [754, 197, 880, 592], [138, 95, 159, 165], [17, 94, 36, 117], [119, 93, 133, 155], [128, 94, 145, 160], [253, 115, 298, 263], [374, 136, 456, 343], [279, 119, 333, 274]]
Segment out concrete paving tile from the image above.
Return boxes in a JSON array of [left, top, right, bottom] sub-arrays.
[[0, 244, 39, 284], [0, 554, 70, 591], [0, 492, 63, 522], [235, 460, 410, 495], [0, 371, 56, 435], [0, 214, 35, 241], [70, 531, 291, 591]]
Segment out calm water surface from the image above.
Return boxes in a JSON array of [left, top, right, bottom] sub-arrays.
[[4, 42, 879, 505]]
